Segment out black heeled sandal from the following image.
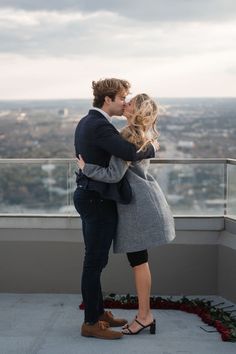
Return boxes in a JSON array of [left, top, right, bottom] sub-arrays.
[[122, 318, 156, 335]]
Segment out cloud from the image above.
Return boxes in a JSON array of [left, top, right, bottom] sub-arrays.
[[0, 8, 116, 56], [0, 7, 235, 59], [0, 1, 235, 59], [0, 1, 235, 98], [0, 0, 236, 22]]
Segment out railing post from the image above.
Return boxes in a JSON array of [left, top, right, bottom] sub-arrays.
[[68, 161, 72, 215], [223, 161, 228, 216]]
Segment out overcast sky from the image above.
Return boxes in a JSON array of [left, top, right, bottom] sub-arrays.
[[0, 0, 235, 99]]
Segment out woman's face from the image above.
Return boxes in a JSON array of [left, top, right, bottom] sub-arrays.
[[124, 98, 135, 120]]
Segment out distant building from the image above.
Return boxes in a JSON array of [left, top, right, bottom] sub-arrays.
[[166, 125, 184, 131], [16, 112, 27, 122], [58, 109, 69, 118], [177, 141, 195, 152]]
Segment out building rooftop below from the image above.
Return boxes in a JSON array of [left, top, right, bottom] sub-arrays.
[[0, 293, 235, 354]]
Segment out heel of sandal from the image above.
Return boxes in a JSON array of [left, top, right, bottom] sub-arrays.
[[150, 319, 156, 334]]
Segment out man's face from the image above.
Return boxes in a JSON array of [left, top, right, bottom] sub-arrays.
[[108, 92, 126, 116]]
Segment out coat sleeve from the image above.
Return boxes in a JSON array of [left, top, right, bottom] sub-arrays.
[[95, 122, 155, 161], [82, 156, 129, 183]]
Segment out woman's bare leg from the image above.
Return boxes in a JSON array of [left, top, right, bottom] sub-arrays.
[[123, 262, 154, 333]]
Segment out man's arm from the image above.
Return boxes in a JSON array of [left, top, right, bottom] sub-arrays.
[[95, 123, 155, 161], [82, 156, 129, 183]]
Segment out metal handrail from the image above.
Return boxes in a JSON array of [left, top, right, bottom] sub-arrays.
[[0, 158, 235, 164]]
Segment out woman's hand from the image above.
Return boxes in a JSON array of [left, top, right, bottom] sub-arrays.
[[76, 154, 85, 170]]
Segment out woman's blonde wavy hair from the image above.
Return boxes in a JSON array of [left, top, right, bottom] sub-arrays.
[[121, 93, 159, 152]]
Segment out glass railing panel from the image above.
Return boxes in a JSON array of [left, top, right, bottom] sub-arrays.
[[227, 163, 236, 219], [149, 162, 225, 216], [0, 160, 76, 215], [68, 160, 78, 215], [1, 159, 234, 217]]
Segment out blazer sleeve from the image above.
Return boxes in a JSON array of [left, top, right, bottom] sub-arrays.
[[95, 122, 155, 161], [82, 156, 129, 183]]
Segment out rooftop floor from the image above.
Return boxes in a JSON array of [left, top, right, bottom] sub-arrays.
[[0, 294, 235, 354]]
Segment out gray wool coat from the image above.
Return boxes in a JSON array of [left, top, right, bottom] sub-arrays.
[[82, 157, 176, 253]]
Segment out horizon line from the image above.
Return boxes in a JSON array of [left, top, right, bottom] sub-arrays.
[[0, 96, 236, 101]]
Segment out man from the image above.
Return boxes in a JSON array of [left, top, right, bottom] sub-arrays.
[[73, 78, 155, 339]]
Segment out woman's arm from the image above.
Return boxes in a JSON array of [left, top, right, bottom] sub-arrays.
[[78, 155, 129, 183]]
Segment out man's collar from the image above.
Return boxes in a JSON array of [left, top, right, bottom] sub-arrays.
[[91, 107, 112, 122]]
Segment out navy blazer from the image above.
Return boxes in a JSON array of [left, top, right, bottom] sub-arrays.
[[74, 109, 155, 203]]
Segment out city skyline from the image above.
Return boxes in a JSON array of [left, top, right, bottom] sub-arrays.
[[0, 0, 236, 99]]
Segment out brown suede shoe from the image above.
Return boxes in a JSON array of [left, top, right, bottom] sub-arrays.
[[81, 321, 123, 340], [99, 311, 128, 327]]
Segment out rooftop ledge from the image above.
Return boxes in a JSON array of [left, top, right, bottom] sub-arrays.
[[0, 215, 236, 250], [0, 214, 235, 231]]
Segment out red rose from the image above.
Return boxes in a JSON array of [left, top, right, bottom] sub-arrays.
[[199, 310, 210, 320], [195, 308, 202, 316], [221, 330, 231, 341], [180, 304, 188, 311], [173, 303, 181, 310], [201, 313, 214, 325]]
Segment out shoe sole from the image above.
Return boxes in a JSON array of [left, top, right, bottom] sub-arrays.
[[81, 332, 123, 340]]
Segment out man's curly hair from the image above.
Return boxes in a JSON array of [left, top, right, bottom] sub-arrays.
[[92, 78, 131, 108]]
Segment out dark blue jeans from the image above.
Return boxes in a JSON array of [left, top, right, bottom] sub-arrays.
[[73, 188, 117, 324]]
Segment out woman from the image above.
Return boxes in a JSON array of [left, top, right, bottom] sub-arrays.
[[77, 93, 176, 335]]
